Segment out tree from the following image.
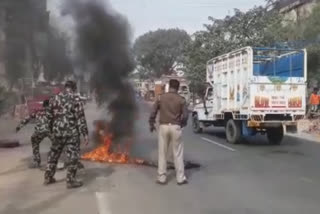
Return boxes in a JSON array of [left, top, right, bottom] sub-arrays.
[[182, 32, 208, 97], [183, 6, 284, 96], [303, 3, 320, 85], [133, 29, 190, 78]]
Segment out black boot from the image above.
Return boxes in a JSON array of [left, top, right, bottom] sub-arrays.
[[67, 180, 83, 189], [44, 177, 56, 186]]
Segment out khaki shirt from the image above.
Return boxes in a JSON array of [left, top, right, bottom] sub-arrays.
[[149, 90, 189, 127]]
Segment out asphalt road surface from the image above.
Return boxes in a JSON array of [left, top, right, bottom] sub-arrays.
[[1, 101, 320, 214]]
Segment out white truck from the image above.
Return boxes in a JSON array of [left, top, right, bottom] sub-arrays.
[[192, 47, 307, 144]]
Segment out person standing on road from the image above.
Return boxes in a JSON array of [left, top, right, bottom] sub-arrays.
[[44, 81, 89, 189], [16, 100, 54, 169], [149, 79, 189, 185], [309, 88, 320, 113]]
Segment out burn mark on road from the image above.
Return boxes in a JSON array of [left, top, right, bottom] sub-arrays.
[[266, 150, 305, 156]]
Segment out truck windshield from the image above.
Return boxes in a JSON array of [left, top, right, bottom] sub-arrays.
[[253, 49, 304, 78]]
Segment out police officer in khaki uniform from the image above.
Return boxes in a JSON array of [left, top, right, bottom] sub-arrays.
[[149, 79, 189, 185]]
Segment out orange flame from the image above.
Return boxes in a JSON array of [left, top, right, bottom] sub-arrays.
[[81, 122, 145, 164]]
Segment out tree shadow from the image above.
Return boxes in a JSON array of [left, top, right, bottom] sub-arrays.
[[204, 128, 227, 140]]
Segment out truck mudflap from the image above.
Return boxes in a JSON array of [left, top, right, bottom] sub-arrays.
[[247, 121, 297, 129]]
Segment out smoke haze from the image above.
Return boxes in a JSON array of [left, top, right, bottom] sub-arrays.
[[64, 0, 137, 141]]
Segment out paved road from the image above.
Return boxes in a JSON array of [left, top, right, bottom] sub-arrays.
[[1, 101, 320, 214]]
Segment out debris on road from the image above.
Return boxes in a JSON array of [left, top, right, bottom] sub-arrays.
[[0, 139, 20, 148], [137, 160, 201, 170], [305, 119, 320, 136]]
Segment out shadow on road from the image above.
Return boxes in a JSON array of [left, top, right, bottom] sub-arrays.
[[203, 128, 307, 148]]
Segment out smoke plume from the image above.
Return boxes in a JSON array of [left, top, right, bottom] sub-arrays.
[[64, 0, 136, 141]]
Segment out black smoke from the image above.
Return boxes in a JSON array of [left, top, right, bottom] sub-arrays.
[[63, 0, 136, 141]]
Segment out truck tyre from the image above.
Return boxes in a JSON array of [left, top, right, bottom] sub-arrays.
[[267, 126, 284, 145], [226, 119, 242, 144], [192, 114, 203, 134]]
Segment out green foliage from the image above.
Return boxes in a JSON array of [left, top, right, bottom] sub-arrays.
[[302, 3, 320, 85], [307, 46, 320, 84], [183, 6, 284, 96], [303, 4, 320, 40], [182, 32, 208, 96], [133, 29, 190, 78], [184, 1, 320, 93]]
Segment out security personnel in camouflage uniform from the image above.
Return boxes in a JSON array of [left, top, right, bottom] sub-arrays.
[[16, 100, 53, 168], [44, 81, 89, 189]]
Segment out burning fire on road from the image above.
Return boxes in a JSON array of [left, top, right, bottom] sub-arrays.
[[81, 120, 201, 170], [81, 121, 144, 165]]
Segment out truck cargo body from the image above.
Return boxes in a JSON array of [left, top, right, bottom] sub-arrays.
[[193, 47, 307, 144]]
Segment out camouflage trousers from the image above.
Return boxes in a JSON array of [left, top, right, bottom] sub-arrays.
[[44, 135, 80, 183], [31, 132, 54, 164]]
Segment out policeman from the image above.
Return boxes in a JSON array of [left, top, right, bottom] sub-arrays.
[[44, 81, 89, 189], [149, 79, 189, 185], [16, 100, 53, 168]]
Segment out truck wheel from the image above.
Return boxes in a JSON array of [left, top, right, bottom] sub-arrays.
[[267, 127, 284, 145], [192, 114, 203, 134], [226, 119, 242, 144]]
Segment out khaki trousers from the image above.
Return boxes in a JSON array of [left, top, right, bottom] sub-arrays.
[[158, 124, 185, 183]]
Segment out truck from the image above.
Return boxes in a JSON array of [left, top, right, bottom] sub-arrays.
[[192, 47, 307, 145]]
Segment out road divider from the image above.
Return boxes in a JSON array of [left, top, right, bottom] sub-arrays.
[[201, 137, 236, 152]]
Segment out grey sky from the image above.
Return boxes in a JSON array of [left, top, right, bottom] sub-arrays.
[[48, 0, 266, 39]]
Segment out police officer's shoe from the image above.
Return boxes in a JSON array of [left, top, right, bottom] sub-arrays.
[[44, 177, 56, 186], [67, 180, 83, 189], [177, 179, 188, 186], [29, 162, 41, 169]]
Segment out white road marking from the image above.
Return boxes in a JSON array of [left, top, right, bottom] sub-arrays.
[[96, 192, 112, 214], [201, 137, 236, 152]]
